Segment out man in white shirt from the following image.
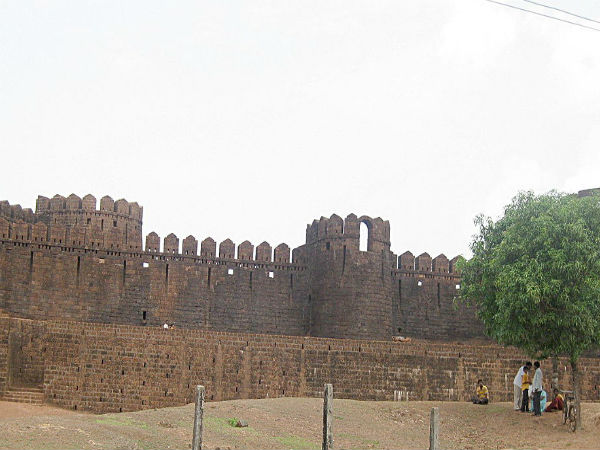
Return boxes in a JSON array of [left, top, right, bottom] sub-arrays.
[[513, 361, 531, 410], [532, 361, 543, 416]]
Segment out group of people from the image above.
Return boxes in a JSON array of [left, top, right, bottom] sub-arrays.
[[513, 361, 543, 415], [471, 361, 565, 415], [513, 361, 564, 415]]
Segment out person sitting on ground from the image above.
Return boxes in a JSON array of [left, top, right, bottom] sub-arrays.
[[521, 366, 531, 412], [473, 379, 489, 404], [545, 388, 564, 412], [539, 389, 547, 414]]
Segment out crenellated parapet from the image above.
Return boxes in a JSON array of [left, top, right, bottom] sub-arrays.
[[182, 235, 198, 255], [0, 200, 35, 223], [34, 194, 143, 250], [200, 237, 216, 257], [274, 243, 290, 263], [255, 242, 272, 262], [305, 213, 391, 252], [145, 232, 160, 252], [237, 241, 254, 260], [395, 251, 461, 275], [36, 194, 143, 221], [140, 231, 294, 265], [163, 233, 179, 254], [219, 239, 235, 259], [432, 254, 449, 273], [415, 252, 432, 271], [0, 194, 491, 341]]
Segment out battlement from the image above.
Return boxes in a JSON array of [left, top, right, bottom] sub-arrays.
[[144, 231, 293, 263], [31, 194, 143, 250], [35, 194, 143, 221], [0, 192, 486, 342], [305, 213, 391, 250], [396, 251, 461, 274], [0, 200, 35, 223]]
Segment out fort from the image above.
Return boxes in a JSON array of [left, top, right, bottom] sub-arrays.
[[0, 192, 599, 412]]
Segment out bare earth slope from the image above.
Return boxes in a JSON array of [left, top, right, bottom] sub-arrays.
[[1, 398, 599, 449]]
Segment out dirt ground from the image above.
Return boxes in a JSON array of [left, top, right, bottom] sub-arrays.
[[0, 398, 599, 450]]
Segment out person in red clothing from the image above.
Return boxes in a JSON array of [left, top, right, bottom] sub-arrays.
[[545, 388, 564, 412]]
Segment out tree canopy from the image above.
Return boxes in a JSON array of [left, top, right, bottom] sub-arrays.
[[458, 191, 600, 362]]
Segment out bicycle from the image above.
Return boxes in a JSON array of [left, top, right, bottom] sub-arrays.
[[561, 390, 577, 432]]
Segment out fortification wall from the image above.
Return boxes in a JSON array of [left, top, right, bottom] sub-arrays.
[[34, 194, 143, 251], [0, 318, 598, 413], [0, 193, 486, 341], [392, 252, 483, 338], [0, 201, 35, 224], [0, 239, 310, 336], [0, 230, 482, 341], [302, 214, 482, 340]]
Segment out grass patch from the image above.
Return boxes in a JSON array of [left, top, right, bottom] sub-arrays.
[[95, 416, 148, 429], [273, 434, 320, 450], [135, 440, 155, 450], [338, 433, 379, 448], [486, 405, 505, 414], [204, 416, 259, 435], [203, 416, 233, 432]]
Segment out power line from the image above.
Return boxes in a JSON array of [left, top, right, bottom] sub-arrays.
[[521, 0, 600, 25], [484, 0, 600, 32]]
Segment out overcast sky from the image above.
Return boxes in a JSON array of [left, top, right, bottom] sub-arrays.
[[2, 0, 600, 259]]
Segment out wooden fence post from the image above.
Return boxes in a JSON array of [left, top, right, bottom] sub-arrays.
[[322, 383, 333, 450], [429, 407, 439, 450], [192, 385, 205, 450]]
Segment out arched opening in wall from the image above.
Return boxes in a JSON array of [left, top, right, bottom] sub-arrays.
[[359, 221, 370, 252]]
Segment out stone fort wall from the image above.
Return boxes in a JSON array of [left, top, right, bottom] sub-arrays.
[[1, 317, 599, 413], [0, 193, 483, 341], [1, 192, 599, 414]]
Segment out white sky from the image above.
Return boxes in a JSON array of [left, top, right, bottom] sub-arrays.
[[2, 0, 600, 259]]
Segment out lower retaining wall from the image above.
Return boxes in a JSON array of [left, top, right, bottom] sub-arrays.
[[1, 317, 599, 413]]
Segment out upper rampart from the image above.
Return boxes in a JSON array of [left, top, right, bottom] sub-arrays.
[[0, 200, 35, 223], [0, 194, 144, 251], [35, 194, 143, 221], [144, 231, 295, 265], [0, 193, 484, 341]]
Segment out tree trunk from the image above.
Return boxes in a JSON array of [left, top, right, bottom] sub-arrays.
[[551, 357, 559, 390], [570, 358, 582, 431]]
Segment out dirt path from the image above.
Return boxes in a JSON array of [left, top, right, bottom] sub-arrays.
[[1, 399, 599, 449]]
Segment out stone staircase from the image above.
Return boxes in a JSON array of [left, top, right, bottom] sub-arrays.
[[1, 386, 44, 405]]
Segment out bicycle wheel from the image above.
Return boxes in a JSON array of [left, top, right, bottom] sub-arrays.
[[562, 404, 568, 424], [568, 406, 577, 432]]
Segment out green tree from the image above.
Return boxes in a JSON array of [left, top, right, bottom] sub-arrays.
[[458, 191, 600, 430]]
